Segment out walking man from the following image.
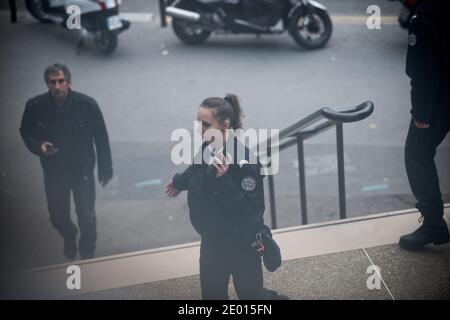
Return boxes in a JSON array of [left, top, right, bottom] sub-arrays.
[[20, 63, 113, 260]]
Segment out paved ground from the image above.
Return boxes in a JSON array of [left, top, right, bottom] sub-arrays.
[[70, 242, 450, 300], [4, 207, 448, 300], [0, 0, 449, 272]]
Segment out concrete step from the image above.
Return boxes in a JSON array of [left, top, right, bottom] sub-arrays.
[[4, 205, 449, 299]]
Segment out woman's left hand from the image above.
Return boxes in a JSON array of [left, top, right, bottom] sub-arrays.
[[212, 153, 231, 178], [166, 180, 181, 198]]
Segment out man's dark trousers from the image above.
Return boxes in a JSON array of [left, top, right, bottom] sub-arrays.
[[44, 172, 96, 255]]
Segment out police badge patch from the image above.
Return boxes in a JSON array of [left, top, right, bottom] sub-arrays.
[[241, 176, 256, 192], [409, 34, 417, 46]]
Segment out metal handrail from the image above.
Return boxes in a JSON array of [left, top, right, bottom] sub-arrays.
[[321, 101, 375, 122], [261, 101, 374, 229]]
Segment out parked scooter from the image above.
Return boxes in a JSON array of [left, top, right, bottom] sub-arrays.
[[165, 0, 332, 50], [25, 0, 130, 54]]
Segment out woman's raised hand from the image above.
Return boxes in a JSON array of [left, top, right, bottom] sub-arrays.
[[212, 153, 231, 178]]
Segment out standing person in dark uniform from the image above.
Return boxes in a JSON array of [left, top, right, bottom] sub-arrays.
[[166, 94, 287, 300], [400, 0, 450, 250], [20, 63, 113, 260]]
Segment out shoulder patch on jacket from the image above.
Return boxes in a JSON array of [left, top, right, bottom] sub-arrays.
[[241, 176, 256, 192]]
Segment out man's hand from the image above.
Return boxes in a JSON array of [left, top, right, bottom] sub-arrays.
[[166, 180, 181, 198], [99, 178, 111, 188], [40, 142, 58, 156], [415, 121, 430, 129]]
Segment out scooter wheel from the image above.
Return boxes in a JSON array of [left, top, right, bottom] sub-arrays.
[[95, 30, 118, 55], [172, 18, 211, 45], [289, 8, 332, 50]]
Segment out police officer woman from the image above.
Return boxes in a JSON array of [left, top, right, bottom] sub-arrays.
[[166, 94, 287, 300]]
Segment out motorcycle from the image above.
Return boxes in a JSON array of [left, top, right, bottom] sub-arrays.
[[165, 0, 332, 50], [25, 0, 130, 54]]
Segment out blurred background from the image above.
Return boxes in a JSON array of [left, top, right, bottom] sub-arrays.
[[0, 0, 448, 272]]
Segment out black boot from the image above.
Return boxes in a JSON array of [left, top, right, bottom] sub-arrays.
[[399, 215, 450, 250], [79, 238, 95, 260], [63, 237, 78, 260], [80, 251, 95, 260]]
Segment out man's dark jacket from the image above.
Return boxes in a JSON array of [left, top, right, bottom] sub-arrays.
[[20, 90, 113, 181], [405, 0, 450, 124]]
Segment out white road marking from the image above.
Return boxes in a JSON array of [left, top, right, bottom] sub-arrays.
[[332, 15, 398, 25], [293, 153, 356, 177], [1, 11, 399, 26], [120, 12, 154, 23]]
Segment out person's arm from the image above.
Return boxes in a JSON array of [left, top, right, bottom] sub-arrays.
[[166, 165, 197, 198], [405, 7, 441, 125], [19, 100, 43, 156], [91, 99, 113, 185], [172, 165, 196, 191]]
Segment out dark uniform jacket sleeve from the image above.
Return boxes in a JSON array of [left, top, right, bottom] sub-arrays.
[[91, 99, 113, 181], [209, 163, 265, 226], [172, 165, 196, 191], [405, 4, 441, 124], [20, 99, 43, 156]]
